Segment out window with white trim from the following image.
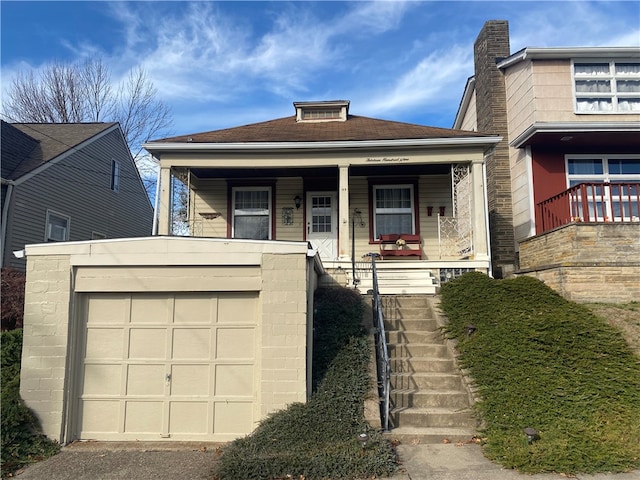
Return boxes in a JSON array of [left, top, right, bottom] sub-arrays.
[[373, 185, 415, 238], [111, 159, 120, 192], [573, 60, 640, 113], [45, 211, 70, 242], [567, 155, 640, 220], [232, 187, 272, 240]]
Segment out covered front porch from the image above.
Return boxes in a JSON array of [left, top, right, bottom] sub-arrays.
[[154, 159, 492, 292]]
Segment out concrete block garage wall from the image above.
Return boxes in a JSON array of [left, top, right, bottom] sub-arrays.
[[20, 237, 318, 443]]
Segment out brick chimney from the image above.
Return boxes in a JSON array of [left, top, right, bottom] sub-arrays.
[[473, 20, 515, 278]]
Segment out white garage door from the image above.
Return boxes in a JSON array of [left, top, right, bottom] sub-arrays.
[[78, 292, 258, 441]]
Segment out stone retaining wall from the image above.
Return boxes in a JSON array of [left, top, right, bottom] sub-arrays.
[[518, 223, 640, 303]]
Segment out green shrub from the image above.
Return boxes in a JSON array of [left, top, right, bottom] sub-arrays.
[[440, 273, 640, 474], [213, 287, 397, 480], [1, 268, 26, 330], [312, 286, 365, 390], [1, 329, 59, 478]]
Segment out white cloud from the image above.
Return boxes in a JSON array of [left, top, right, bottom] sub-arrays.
[[362, 45, 472, 118]]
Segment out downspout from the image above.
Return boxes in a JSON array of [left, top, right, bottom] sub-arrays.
[[483, 162, 493, 278], [151, 161, 161, 235], [1, 178, 15, 268]]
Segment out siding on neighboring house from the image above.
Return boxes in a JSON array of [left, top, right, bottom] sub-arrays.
[[457, 93, 477, 132], [3, 127, 153, 269]]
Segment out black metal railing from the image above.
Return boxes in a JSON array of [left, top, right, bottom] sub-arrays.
[[365, 252, 391, 431]]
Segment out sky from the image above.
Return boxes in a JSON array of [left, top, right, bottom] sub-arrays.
[[1, 0, 639, 140]]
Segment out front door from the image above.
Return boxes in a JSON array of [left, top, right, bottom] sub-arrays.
[[306, 192, 338, 260]]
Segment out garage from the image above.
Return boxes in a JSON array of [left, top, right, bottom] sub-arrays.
[[77, 292, 258, 441], [19, 237, 320, 444]]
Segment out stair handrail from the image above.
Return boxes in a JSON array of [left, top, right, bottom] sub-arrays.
[[364, 252, 391, 431]]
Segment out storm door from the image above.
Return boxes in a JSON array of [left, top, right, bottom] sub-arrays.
[[306, 192, 338, 260]]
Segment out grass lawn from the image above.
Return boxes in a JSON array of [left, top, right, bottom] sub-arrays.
[[439, 273, 640, 475]]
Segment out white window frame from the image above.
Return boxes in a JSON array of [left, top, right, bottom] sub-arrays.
[[91, 231, 107, 240], [566, 154, 640, 220], [231, 186, 272, 240], [45, 210, 70, 242], [372, 184, 416, 239], [572, 59, 640, 114], [111, 159, 120, 192]]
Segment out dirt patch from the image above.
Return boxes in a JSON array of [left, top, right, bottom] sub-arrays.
[[585, 303, 640, 357]]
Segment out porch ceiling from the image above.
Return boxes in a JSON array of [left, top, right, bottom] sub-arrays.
[[514, 128, 640, 150], [189, 163, 451, 179]]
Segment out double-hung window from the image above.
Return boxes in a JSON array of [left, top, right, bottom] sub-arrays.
[[232, 187, 272, 240], [567, 156, 640, 220], [45, 210, 70, 242], [573, 60, 640, 113], [373, 184, 415, 238]]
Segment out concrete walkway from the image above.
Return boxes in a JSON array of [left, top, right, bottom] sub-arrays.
[[387, 443, 639, 480], [12, 441, 639, 480]]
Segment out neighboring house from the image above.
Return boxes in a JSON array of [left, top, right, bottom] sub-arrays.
[[144, 100, 501, 292], [1, 121, 154, 269], [454, 21, 640, 301]]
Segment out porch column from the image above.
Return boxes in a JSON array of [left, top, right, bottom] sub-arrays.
[[338, 166, 350, 259], [157, 167, 172, 235], [471, 160, 489, 260]]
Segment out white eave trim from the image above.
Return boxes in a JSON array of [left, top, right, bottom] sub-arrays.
[[453, 77, 476, 129], [498, 47, 640, 70], [143, 136, 502, 152], [511, 122, 640, 148]]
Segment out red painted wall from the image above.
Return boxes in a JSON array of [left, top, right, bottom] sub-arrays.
[[531, 149, 567, 234]]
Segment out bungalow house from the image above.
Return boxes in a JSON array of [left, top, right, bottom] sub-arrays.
[[18, 103, 499, 444], [1, 121, 153, 270], [454, 21, 640, 302], [143, 100, 501, 292]]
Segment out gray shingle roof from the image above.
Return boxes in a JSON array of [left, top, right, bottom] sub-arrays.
[[152, 115, 491, 144], [2, 122, 116, 180]]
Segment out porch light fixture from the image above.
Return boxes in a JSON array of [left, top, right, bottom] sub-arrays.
[[199, 212, 220, 220], [294, 195, 302, 209], [427, 206, 434, 216], [358, 433, 370, 449], [524, 427, 539, 444]]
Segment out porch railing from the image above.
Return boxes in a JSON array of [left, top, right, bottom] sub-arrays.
[[537, 182, 640, 234], [365, 253, 391, 432]]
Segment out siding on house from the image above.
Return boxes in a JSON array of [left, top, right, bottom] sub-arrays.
[[189, 173, 456, 261], [4, 127, 153, 269], [457, 93, 477, 132]]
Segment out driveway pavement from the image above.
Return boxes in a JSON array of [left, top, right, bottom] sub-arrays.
[[12, 441, 639, 480]]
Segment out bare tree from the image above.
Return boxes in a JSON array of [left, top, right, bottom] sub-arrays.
[[4, 57, 173, 197]]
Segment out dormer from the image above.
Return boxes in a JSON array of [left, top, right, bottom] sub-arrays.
[[294, 100, 350, 123]]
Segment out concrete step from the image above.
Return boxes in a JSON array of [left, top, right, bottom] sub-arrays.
[[391, 389, 471, 409], [391, 407, 478, 428], [384, 427, 478, 445], [391, 357, 455, 373], [387, 343, 448, 358], [386, 330, 443, 343], [391, 372, 463, 390], [383, 305, 434, 319], [381, 295, 432, 310], [378, 285, 438, 295], [384, 318, 439, 332]]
